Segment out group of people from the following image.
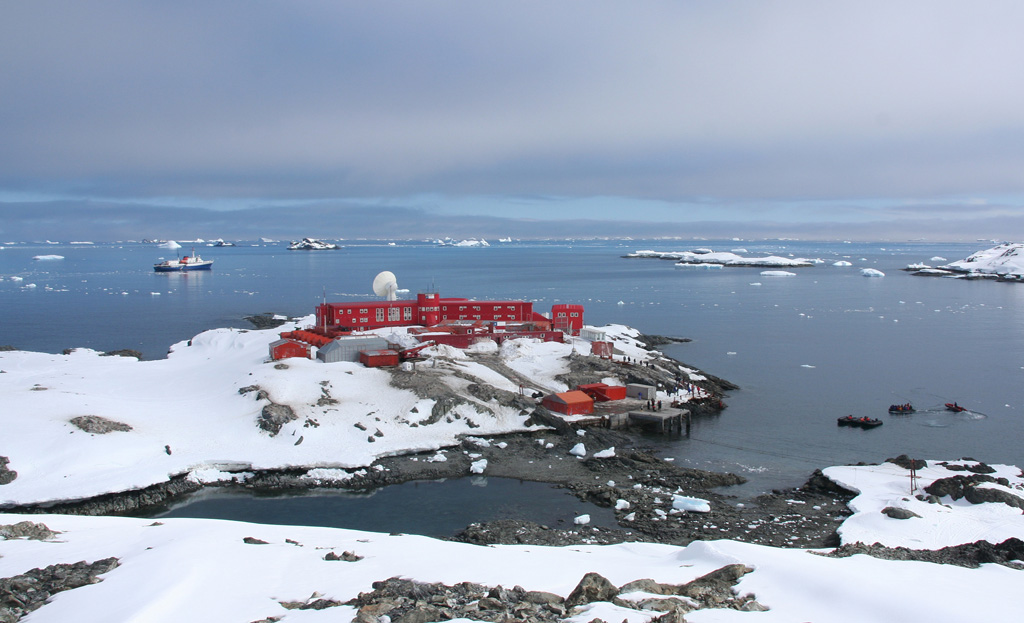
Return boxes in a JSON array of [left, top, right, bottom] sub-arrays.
[[889, 403, 914, 412]]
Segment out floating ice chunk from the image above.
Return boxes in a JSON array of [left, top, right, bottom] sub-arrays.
[[801, 364, 816, 368], [10, 276, 24, 282], [861, 268, 885, 277], [760, 270, 796, 276], [573, 514, 591, 525], [22, 283, 37, 288], [833, 261, 853, 267], [593, 447, 615, 459], [675, 263, 723, 269], [931, 256, 947, 262], [469, 459, 487, 474], [32, 254, 64, 260], [672, 495, 711, 513], [159, 240, 182, 250], [749, 282, 762, 286], [616, 300, 625, 305], [569, 443, 586, 458], [726, 351, 737, 355]]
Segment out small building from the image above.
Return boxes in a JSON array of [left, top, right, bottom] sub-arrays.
[[269, 338, 313, 361], [360, 349, 400, 367], [317, 336, 390, 363], [591, 341, 614, 359], [542, 390, 595, 416], [627, 383, 656, 400], [580, 327, 607, 342]]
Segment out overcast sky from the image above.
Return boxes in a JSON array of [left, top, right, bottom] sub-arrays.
[[3, 1, 1024, 241]]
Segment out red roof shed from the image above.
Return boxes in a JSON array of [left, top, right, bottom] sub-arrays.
[[542, 390, 594, 416], [359, 349, 400, 368]]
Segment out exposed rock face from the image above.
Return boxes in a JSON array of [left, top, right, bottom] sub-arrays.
[[345, 565, 765, 622], [963, 486, 1024, 510], [925, 474, 1010, 500], [0, 558, 119, 622], [245, 313, 290, 329], [886, 455, 928, 470], [258, 403, 297, 436], [0, 521, 58, 541], [0, 456, 15, 485], [70, 416, 133, 434], [565, 572, 618, 608], [824, 538, 1024, 569], [101, 349, 143, 359]]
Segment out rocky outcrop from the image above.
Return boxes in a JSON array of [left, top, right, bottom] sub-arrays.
[[924, 474, 1013, 505], [886, 455, 927, 470], [0, 521, 58, 541], [70, 416, 133, 434], [344, 566, 765, 622], [824, 538, 1024, 568], [0, 557, 119, 622], [0, 456, 15, 485], [258, 403, 297, 436]]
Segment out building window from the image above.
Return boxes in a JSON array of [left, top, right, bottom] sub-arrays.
[[376, 308, 385, 322], [473, 306, 481, 311], [404, 307, 412, 321], [507, 305, 515, 310], [570, 312, 579, 317], [359, 308, 368, 314]]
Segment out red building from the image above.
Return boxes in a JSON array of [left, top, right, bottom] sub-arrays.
[[269, 339, 314, 361], [316, 291, 584, 335], [542, 391, 595, 416]]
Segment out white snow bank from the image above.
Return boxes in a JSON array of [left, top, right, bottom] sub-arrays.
[[0, 512, 1019, 623], [0, 317, 541, 506], [823, 459, 1024, 549]]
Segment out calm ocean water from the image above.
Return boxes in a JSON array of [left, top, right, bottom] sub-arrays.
[[3, 239, 1022, 500]]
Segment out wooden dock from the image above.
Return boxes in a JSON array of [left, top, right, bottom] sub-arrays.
[[627, 408, 690, 435]]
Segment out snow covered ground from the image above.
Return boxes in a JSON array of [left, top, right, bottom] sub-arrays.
[[0, 319, 676, 506], [2, 456, 1021, 622], [3, 321, 1023, 621]]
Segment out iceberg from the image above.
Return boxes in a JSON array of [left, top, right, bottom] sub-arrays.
[[861, 268, 885, 277]]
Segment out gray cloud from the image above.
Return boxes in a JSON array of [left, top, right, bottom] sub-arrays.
[[2, 1, 1024, 236]]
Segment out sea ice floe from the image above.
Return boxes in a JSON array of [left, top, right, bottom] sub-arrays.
[[760, 270, 796, 276], [860, 268, 885, 277], [833, 260, 853, 267]]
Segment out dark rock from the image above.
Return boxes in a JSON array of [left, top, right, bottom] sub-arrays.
[[70, 415, 133, 434], [324, 551, 363, 562], [0, 345, 16, 351], [963, 486, 1024, 510], [243, 537, 269, 545], [824, 537, 1024, 568], [258, 403, 297, 436], [924, 474, 1000, 500], [676, 564, 753, 607], [0, 521, 58, 541], [0, 557, 119, 622], [886, 455, 928, 470], [0, 456, 15, 485], [101, 349, 143, 360], [245, 313, 290, 329], [882, 506, 921, 519], [565, 572, 618, 608]]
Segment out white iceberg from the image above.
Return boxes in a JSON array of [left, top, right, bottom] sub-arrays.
[[672, 495, 711, 513], [861, 268, 885, 277], [760, 270, 796, 277]]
